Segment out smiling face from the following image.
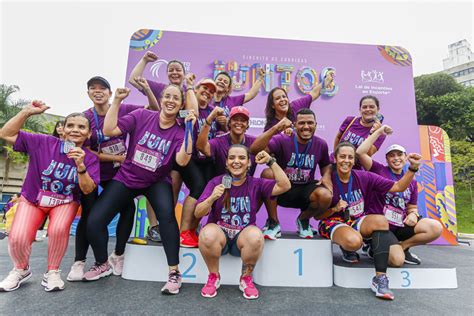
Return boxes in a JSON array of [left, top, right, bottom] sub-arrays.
[[229, 115, 249, 136], [226, 146, 250, 178], [63, 116, 91, 146], [386, 150, 407, 172], [195, 84, 215, 106], [160, 85, 183, 117], [271, 88, 289, 115], [87, 82, 111, 106], [55, 122, 64, 137], [359, 98, 379, 124], [167, 62, 185, 85], [215, 73, 231, 95], [295, 113, 316, 141], [335, 145, 355, 176]]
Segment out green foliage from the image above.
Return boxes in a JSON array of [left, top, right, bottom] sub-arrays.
[[454, 183, 474, 233], [451, 140, 474, 184], [414, 73, 462, 98]]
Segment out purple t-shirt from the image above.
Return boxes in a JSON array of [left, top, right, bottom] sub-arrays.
[[83, 103, 141, 182], [197, 175, 276, 228], [193, 104, 218, 160], [366, 161, 418, 226], [268, 133, 330, 184], [338, 116, 386, 149], [213, 94, 246, 117], [143, 79, 187, 106], [13, 131, 100, 204], [329, 169, 394, 220], [264, 94, 313, 131], [114, 108, 184, 189], [209, 133, 257, 176]]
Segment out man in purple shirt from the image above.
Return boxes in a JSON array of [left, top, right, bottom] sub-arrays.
[[250, 108, 332, 239]]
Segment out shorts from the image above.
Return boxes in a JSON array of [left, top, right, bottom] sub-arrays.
[[318, 215, 367, 240], [277, 181, 323, 211], [220, 228, 242, 257], [391, 224, 416, 241]]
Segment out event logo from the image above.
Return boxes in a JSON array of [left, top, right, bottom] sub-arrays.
[[361, 70, 384, 83]]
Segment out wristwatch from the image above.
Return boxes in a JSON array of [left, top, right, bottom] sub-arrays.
[[266, 157, 276, 167]]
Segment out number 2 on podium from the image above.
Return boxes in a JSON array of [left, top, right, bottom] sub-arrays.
[[293, 248, 303, 276]]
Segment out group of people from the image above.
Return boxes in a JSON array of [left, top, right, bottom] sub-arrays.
[[0, 50, 443, 301]]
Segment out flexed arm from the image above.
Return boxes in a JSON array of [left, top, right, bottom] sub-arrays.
[[249, 117, 292, 154], [128, 51, 158, 91], [103, 88, 130, 137]]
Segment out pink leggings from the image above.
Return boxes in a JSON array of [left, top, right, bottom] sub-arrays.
[[8, 196, 78, 270]]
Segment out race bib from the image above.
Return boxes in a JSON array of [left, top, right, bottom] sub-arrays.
[[37, 190, 72, 208], [383, 205, 405, 227], [348, 199, 364, 217], [101, 139, 126, 155], [132, 144, 162, 172], [218, 221, 243, 240], [285, 167, 311, 184]]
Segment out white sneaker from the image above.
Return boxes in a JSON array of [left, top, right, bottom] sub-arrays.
[[41, 270, 65, 292], [0, 268, 32, 292], [108, 252, 125, 276], [67, 261, 85, 281]]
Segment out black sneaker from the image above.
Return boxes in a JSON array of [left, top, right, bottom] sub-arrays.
[[146, 225, 161, 242], [361, 242, 374, 259], [340, 246, 360, 263], [404, 249, 421, 265]]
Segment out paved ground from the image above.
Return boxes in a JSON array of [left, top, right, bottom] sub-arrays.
[[0, 237, 472, 315]]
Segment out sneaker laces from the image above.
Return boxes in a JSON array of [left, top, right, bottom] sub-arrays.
[[241, 275, 256, 288], [206, 273, 218, 286], [47, 270, 61, 281], [91, 263, 105, 272], [378, 274, 389, 287], [168, 270, 181, 284], [299, 219, 310, 230]]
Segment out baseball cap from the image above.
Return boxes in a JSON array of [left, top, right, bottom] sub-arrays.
[[196, 78, 217, 92], [229, 106, 250, 120], [87, 76, 111, 90], [385, 144, 406, 155]]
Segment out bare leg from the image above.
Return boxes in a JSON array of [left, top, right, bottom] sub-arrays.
[[400, 218, 443, 250], [331, 225, 363, 251], [388, 244, 405, 267], [237, 226, 264, 276], [180, 197, 200, 231], [260, 168, 279, 222], [198, 224, 226, 273]]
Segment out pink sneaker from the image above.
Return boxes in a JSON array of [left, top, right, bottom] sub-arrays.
[[108, 252, 124, 276], [239, 275, 259, 300], [161, 270, 182, 295], [82, 262, 112, 281], [201, 272, 220, 298]]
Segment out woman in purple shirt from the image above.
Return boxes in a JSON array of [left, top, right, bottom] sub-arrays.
[[263, 73, 332, 132], [317, 142, 422, 300], [356, 125, 442, 265], [195, 145, 290, 300], [0, 102, 99, 292], [82, 85, 195, 296]]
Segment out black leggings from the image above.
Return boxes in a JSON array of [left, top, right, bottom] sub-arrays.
[[74, 180, 135, 262], [175, 159, 215, 199], [87, 180, 179, 265]]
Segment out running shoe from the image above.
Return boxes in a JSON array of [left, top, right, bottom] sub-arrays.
[[108, 252, 125, 276], [146, 225, 161, 242], [201, 272, 221, 298], [67, 261, 85, 281], [296, 218, 313, 239], [161, 270, 182, 295], [263, 219, 281, 240], [404, 249, 421, 265], [340, 246, 360, 263], [82, 262, 113, 281], [239, 275, 259, 300], [0, 268, 32, 292], [361, 242, 373, 259], [371, 274, 394, 300], [41, 270, 65, 292], [180, 230, 199, 248]]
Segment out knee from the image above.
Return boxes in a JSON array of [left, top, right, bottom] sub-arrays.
[[390, 254, 405, 267], [260, 168, 274, 179], [341, 234, 362, 251], [311, 188, 332, 208], [199, 226, 221, 247], [428, 219, 443, 237], [369, 215, 389, 230], [243, 228, 264, 248], [48, 225, 70, 239]]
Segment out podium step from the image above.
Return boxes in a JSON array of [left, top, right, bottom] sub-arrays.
[[333, 246, 458, 289], [122, 233, 333, 287]]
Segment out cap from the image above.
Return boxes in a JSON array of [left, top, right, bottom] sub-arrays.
[[196, 78, 217, 92], [385, 144, 406, 155], [229, 106, 250, 120], [87, 76, 111, 90]]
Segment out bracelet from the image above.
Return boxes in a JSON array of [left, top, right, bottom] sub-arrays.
[[408, 166, 419, 173], [205, 119, 212, 126], [186, 86, 194, 91], [266, 157, 276, 167], [77, 167, 87, 174]]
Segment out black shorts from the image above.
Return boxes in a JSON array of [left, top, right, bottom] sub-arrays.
[[391, 225, 416, 242], [221, 229, 241, 257], [277, 181, 322, 211]]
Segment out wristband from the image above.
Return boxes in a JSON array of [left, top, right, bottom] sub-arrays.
[[77, 167, 87, 174], [408, 166, 419, 173], [266, 157, 276, 167], [205, 119, 212, 126], [186, 86, 194, 91]]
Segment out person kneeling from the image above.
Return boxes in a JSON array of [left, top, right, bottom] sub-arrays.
[[195, 146, 290, 299]]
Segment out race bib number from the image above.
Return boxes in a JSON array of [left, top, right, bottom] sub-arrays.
[[285, 167, 311, 184], [101, 139, 126, 155], [37, 191, 72, 208], [348, 199, 364, 217], [132, 145, 162, 172], [218, 221, 243, 240], [383, 205, 405, 227]]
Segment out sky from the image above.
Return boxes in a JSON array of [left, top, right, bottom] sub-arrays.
[[1, 0, 473, 116]]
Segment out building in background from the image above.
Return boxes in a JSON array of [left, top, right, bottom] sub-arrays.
[[442, 39, 474, 87]]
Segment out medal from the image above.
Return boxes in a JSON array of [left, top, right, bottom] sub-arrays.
[[61, 141, 75, 154], [222, 175, 232, 189]]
